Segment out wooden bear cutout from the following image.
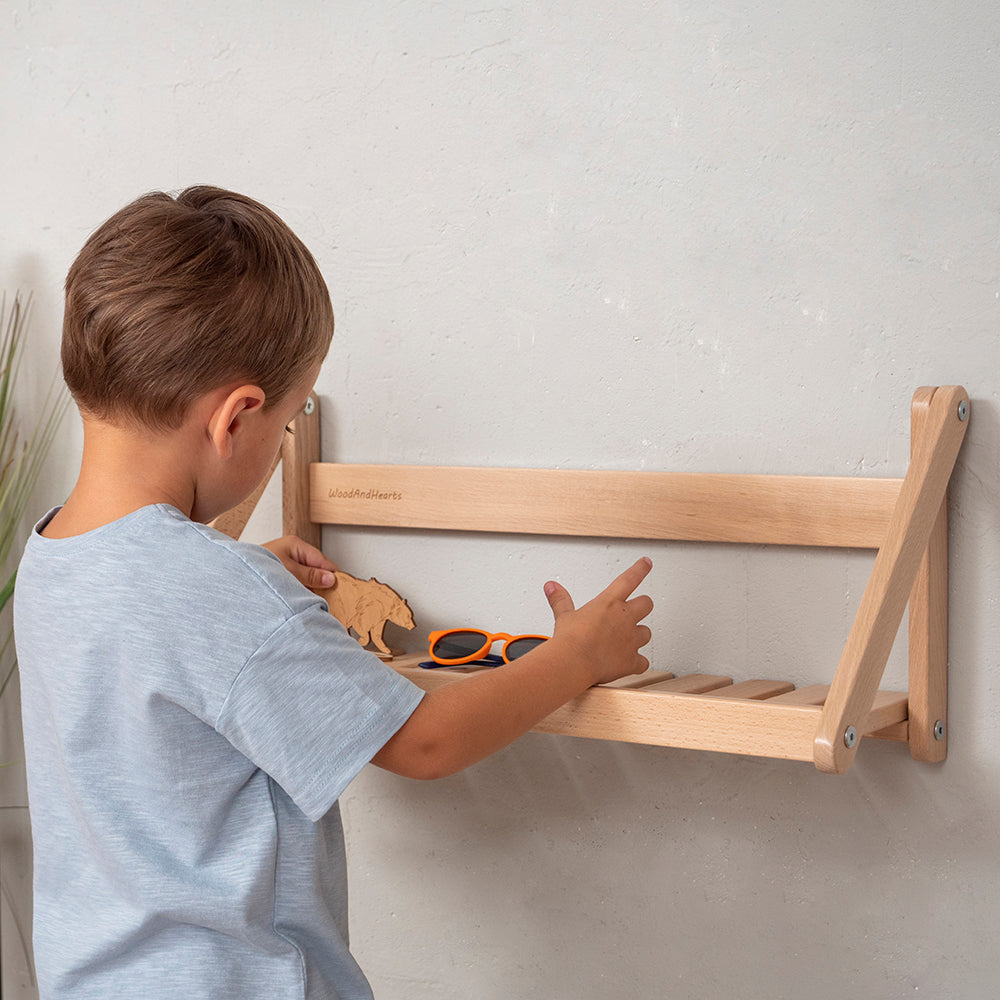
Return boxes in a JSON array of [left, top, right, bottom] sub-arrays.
[[318, 571, 415, 660]]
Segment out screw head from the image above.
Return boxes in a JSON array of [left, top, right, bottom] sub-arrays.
[[934, 720, 945, 741], [304, 396, 316, 416], [844, 726, 858, 749], [958, 399, 969, 421]]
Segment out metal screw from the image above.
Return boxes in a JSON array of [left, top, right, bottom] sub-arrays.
[[958, 399, 969, 421], [934, 720, 945, 741], [304, 396, 316, 416], [844, 726, 858, 749]]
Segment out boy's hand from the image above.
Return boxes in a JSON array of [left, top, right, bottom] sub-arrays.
[[262, 535, 338, 591], [543, 557, 654, 686]]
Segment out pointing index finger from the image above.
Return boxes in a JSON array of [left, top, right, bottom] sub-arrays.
[[606, 556, 653, 600]]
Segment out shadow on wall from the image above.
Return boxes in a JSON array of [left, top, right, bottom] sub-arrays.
[[947, 392, 999, 772], [345, 725, 1000, 998]]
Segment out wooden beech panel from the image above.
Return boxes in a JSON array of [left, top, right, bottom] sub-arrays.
[[533, 686, 822, 758], [310, 464, 902, 548]]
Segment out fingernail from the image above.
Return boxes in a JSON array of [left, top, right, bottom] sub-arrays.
[[544, 581, 558, 596], [320, 572, 335, 587]]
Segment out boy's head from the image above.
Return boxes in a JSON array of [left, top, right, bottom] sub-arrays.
[[62, 186, 334, 430]]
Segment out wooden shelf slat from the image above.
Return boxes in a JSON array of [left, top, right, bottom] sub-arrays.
[[599, 670, 676, 689], [634, 673, 733, 694], [703, 679, 795, 700], [766, 684, 831, 706]]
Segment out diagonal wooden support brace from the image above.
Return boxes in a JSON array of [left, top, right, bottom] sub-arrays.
[[813, 386, 969, 773]]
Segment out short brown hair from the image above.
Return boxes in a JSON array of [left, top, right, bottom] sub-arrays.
[[62, 186, 334, 429]]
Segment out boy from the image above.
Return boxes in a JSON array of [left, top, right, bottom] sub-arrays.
[[14, 186, 653, 999]]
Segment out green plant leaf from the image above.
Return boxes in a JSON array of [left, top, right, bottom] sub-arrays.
[[0, 291, 67, 713]]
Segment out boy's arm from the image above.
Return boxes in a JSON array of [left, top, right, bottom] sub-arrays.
[[371, 557, 653, 780]]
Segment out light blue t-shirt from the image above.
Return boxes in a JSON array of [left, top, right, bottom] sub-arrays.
[[14, 504, 424, 1000]]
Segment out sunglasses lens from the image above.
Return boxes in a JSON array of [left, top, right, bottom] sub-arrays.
[[504, 637, 547, 660], [432, 630, 489, 662]]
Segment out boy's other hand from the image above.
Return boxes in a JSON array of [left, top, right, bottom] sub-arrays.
[[543, 557, 654, 686], [263, 535, 338, 591]]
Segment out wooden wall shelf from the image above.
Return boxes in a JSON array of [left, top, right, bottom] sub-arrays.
[[224, 385, 969, 774]]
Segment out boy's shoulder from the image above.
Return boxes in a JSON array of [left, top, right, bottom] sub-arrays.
[[21, 503, 317, 621]]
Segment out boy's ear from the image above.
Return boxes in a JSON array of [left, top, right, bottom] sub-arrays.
[[208, 385, 266, 459]]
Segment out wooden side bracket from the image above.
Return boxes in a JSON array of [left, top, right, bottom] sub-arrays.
[[908, 401, 951, 764], [813, 386, 968, 773], [281, 394, 321, 548]]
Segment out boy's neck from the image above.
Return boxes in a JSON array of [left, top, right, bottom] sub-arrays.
[[43, 418, 202, 538]]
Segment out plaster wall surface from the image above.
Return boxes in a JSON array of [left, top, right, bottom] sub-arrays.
[[2, 2, 999, 997]]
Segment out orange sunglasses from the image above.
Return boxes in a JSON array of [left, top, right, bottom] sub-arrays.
[[427, 629, 550, 666]]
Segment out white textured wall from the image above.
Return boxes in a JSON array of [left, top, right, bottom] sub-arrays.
[[3, 2, 999, 997]]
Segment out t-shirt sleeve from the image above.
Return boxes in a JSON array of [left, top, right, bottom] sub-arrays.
[[215, 603, 423, 821]]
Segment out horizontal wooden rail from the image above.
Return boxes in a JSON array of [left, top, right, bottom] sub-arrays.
[[310, 465, 902, 548]]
